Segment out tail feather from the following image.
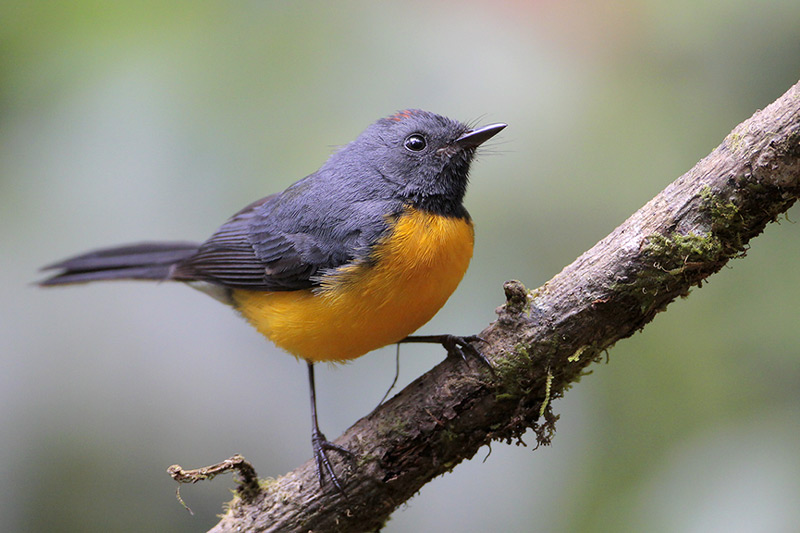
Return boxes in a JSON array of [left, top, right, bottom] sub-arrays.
[[39, 242, 200, 286]]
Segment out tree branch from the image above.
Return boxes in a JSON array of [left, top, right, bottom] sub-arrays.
[[206, 80, 800, 532]]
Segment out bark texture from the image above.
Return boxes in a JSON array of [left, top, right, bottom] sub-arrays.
[[207, 80, 800, 533]]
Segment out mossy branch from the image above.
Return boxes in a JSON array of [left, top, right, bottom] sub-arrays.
[[206, 80, 800, 532]]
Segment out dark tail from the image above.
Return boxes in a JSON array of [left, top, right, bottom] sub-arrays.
[[39, 242, 200, 286]]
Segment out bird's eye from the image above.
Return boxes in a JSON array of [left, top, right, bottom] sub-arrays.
[[403, 134, 427, 152]]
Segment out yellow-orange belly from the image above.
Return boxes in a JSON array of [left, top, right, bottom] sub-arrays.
[[231, 207, 474, 363]]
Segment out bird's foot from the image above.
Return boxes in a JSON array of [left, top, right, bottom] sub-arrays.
[[401, 334, 492, 368], [311, 429, 356, 495]]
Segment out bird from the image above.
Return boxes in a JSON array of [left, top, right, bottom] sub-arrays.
[[39, 109, 506, 491]]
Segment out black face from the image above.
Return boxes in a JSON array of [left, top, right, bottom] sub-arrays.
[[353, 109, 499, 216]]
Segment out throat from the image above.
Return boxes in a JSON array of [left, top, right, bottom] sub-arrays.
[[409, 195, 471, 219]]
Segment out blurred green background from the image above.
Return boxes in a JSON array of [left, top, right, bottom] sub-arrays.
[[3, 1, 800, 532]]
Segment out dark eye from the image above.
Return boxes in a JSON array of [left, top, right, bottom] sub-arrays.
[[403, 134, 427, 152]]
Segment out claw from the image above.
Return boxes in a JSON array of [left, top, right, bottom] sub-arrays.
[[442, 335, 492, 367], [311, 429, 356, 495], [400, 334, 493, 369]]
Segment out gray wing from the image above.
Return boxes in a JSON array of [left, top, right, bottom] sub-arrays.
[[172, 186, 401, 291]]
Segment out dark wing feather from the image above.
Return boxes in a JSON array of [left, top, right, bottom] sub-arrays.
[[172, 174, 405, 291], [171, 194, 349, 290]]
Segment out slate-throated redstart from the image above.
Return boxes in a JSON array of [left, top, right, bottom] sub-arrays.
[[40, 109, 506, 491]]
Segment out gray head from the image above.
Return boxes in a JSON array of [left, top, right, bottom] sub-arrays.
[[322, 109, 506, 217]]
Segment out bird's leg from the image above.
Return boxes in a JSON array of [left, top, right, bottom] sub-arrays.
[[307, 361, 355, 494], [399, 334, 492, 368]]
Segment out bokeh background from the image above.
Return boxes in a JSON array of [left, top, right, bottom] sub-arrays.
[[3, 2, 800, 532]]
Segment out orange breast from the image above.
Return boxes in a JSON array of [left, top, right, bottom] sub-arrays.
[[231, 207, 474, 362]]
